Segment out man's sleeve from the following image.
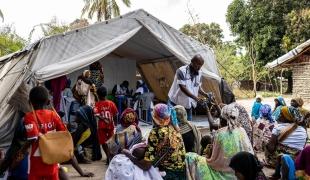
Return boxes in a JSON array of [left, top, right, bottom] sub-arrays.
[[24, 114, 39, 140], [176, 69, 186, 85]]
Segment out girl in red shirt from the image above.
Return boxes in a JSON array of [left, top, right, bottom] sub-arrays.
[[94, 86, 118, 164]]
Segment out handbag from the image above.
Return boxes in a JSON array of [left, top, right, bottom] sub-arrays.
[[32, 106, 74, 164]]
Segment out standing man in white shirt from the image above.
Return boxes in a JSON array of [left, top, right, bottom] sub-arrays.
[[168, 54, 209, 121]]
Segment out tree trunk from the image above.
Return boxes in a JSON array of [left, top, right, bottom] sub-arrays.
[[286, 71, 293, 93], [252, 63, 257, 97], [249, 40, 257, 97], [280, 69, 283, 95]]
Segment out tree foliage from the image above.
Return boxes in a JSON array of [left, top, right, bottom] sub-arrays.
[[0, 25, 26, 56], [282, 8, 310, 51], [226, 0, 310, 94], [82, 0, 131, 21], [227, 0, 310, 64], [28, 17, 89, 42], [180, 23, 223, 48], [215, 43, 250, 85]]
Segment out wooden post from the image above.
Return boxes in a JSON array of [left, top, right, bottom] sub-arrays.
[[280, 68, 283, 95]]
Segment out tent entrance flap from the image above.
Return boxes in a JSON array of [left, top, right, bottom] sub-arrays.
[[138, 60, 175, 102], [35, 27, 142, 82]]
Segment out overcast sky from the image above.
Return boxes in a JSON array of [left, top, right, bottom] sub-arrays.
[[0, 0, 233, 41]]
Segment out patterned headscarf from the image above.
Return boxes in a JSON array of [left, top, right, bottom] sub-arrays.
[[152, 103, 171, 126], [280, 106, 302, 122], [281, 106, 302, 122], [221, 103, 240, 131], [275, 96, 286, 106], [120, 108, 139, 128], [259, 104, 273, 122], [174, 105, 187, 124]]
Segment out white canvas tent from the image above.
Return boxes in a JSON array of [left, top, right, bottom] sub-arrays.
[[0, 9, 222, 147]]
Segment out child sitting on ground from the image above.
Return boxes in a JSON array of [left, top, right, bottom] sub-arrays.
[[94, 85, 118, 165]]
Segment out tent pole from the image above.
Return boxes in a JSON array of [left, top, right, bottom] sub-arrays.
[[280, 68, 283, 95]]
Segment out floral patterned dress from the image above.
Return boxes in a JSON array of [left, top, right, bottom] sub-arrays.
[[144, 125, 186, 176]]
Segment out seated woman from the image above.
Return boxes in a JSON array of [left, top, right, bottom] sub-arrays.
[[106, 142, 163, 180], [229, 151, 267, 180], [207, 101, 253, 144], [174, 105, 201, 153], [186, 103, 254, 180], [272, 96, 286, 122], [253, 104, 274, 151], [121, 103, 186, 180], [295, 145, 310, 179], [291, 97, 308, 117], [264, 106, 306, 171], [106, 108, 142, 157]]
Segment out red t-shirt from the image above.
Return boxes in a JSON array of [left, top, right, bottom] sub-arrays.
[[24, 109, 66, 176], [94, 100, 118, 128], [94, 100, 118, 144]]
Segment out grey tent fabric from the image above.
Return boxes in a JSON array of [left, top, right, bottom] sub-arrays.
[[220, 78, 236, 104], [0, 9, 222, 147]]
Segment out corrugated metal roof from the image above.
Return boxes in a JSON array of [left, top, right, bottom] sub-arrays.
[[266, 39, 310, 69]]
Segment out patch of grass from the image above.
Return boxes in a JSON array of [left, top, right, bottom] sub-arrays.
[[233, 88, 281, 99], [260, 91, 281, 98], [233, 89, 255, 99]]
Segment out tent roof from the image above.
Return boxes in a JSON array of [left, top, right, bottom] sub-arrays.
[[0, 9, 220, 81], [266, 39, 310, 69]]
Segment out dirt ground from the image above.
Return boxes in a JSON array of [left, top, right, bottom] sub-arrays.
[[65, 95, 306, 179]]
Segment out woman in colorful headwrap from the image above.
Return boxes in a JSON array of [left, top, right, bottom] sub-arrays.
[[253, 104, 275, 151], [122, 103, 186, 180], [185, 103, 254, 180], [174, 105, 202, 153], [272, 96, 286, 121], [106, 108, 142, 157], [229, 151, 267, 180], [265, 106, 307, 179], [295, 145, 310, 179]]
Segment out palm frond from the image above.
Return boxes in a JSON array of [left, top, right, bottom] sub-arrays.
[[121, 0, 131, 7], [111, 0, 120, 17], [0, 9, 4, 22], [81, 0, 130, 21]]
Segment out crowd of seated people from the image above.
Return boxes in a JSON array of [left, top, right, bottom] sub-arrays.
[[2, 60, 310, 180]]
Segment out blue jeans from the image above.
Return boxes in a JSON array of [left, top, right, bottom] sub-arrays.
[[167, 99, 193, 121]]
